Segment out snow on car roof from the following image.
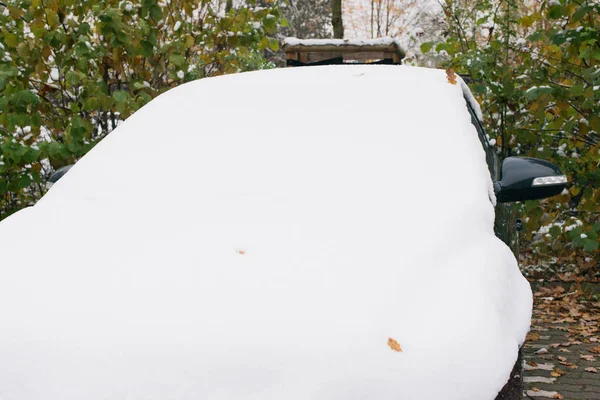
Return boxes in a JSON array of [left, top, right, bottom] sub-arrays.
[[283, 37, 403, 48], [0, 65, 530, 400]]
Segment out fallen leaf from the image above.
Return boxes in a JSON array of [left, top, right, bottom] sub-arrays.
[[552, 394, 564, 399], [581, 354, 596, 361], [446, 68, 457, 85], [560, 342, 575, 347], [527, 360, 538, 367], [585, 367, 598, 373], [532, 387, 540, 392], [550, 368, 565, 377], [557, 356, 567, 362], [527, 332, 541, 341], [387, 338, 402, 352], [590, 346, 600, 354]]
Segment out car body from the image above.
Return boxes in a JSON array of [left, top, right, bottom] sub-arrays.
[[0, 65, 566, 400]]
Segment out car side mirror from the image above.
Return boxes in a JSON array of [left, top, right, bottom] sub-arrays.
[[47, 165, 73, 186], [494, 157, 567, 203]]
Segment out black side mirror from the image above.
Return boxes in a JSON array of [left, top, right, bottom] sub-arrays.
[[494, 157, 567, 203], [47, 165, 73, 185]]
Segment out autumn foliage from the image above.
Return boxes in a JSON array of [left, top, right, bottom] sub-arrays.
[[422, 0, 600, 271], [0, 0, 282, 219]]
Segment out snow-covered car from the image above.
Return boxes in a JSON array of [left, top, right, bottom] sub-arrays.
[[0, 65, 567, 400]]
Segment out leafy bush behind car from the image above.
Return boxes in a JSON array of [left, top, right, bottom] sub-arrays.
[[0, 0, 282, 219], [423, 0, 600, 272]]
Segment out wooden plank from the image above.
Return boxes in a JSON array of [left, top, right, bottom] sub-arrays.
[[284, 44, 401, 54], [283, 40, 406, 65], [285, 51, 298, 61]]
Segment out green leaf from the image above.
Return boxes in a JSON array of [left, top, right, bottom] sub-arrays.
[[589, 116, 600, 133], [525, 86, 553, 100], [23, 148, 38, 164], [476, 16, 488, 26], [11, 90, 41, 111], [46, 9, 60, 28], [267, 38, 279, 52], [583, 239, 598, 252], [549, 225, 562, 237], [66, 71, 81, 86], [435, 43, 450, 53], [547, 5, 563, 20], [3, 32, 18, 48], [420, 42, 433, 53], [573, 5, 593, 22], [18, 174, 31, 189], [150, 5, 163, 20], [139, 40, 154, 57], [168, 54, 186, 67], [113, 91, 129, 103], [259, 36, 268, 50]]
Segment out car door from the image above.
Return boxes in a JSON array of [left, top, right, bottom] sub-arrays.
[[465, 100, 520, 257]]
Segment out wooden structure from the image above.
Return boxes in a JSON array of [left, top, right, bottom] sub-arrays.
[[283, 38, 405, 67]]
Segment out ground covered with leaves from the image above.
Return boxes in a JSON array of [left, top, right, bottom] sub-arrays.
[[523, 282, 600, 399]]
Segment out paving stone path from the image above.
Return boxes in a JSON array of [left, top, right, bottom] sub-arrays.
[[521, 282, 600, 400]]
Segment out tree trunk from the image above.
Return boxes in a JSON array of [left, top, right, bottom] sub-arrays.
[[370, 0, 374, 38], [332, 0, 344, 38]]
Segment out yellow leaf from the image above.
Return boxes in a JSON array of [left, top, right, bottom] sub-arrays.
[[446, 68, 457, 85], [570, 186, 581, 196], [8, 5, 24, 19], [387, 338, 402, 352], [185, 35, 195, 49]]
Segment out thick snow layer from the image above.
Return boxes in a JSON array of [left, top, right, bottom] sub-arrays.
[[0, 65, 531, 400], [284, 37, 403, 49], [459, 75, 484, 121]]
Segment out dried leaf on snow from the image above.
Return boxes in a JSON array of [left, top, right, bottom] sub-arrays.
[[387, 338, 402, 352], [446, 68, 457, 85]]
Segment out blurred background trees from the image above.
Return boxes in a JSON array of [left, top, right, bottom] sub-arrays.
[[280, 0, 332, 39]]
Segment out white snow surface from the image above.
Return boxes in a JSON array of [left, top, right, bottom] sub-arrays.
[[0, 65, 532, 400], [284, 37, 403, 49]]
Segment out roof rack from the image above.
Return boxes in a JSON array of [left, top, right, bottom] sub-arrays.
[[283, 38, 405, 67]]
